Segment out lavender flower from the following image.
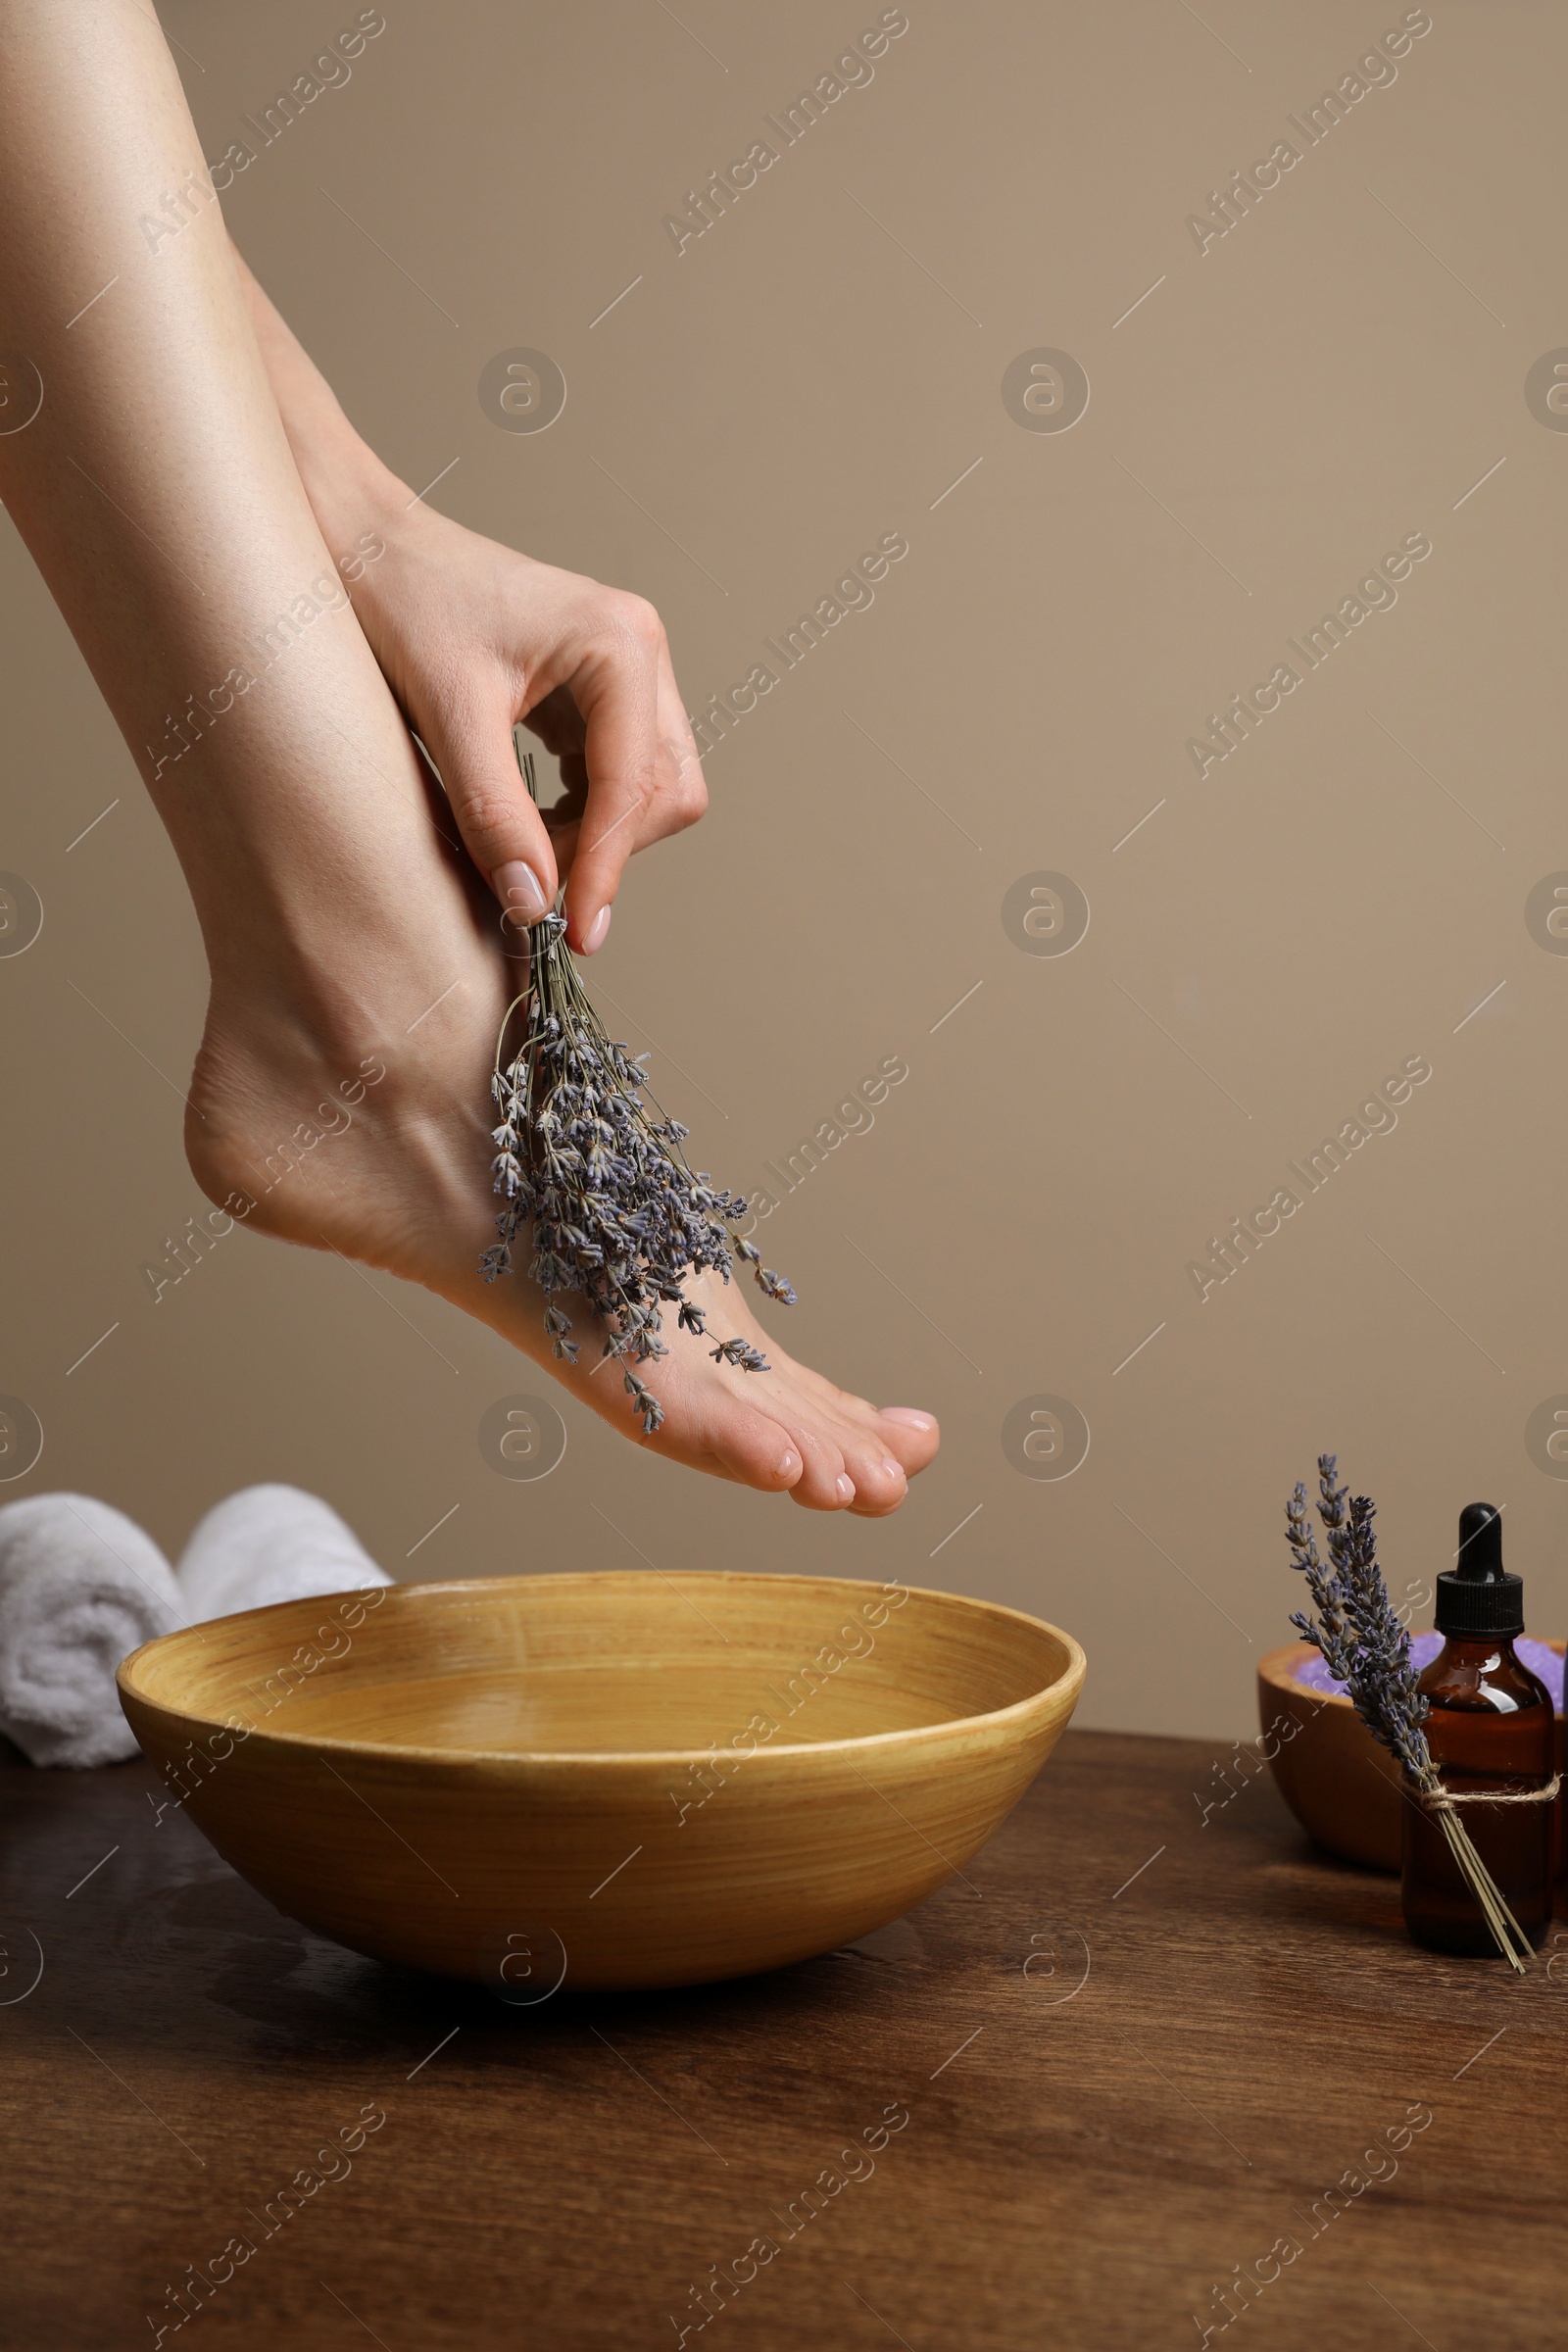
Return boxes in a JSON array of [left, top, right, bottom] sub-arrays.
[[1285, 1456, 1432, 1783], [479, 755, 794, 1434], [1284, 1451, 1533, 1970]]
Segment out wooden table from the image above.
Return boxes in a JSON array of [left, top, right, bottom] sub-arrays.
[[4, 1728, 1563, 2350]]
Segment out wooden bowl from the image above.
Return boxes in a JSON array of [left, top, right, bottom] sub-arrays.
[[118, 1571, 1085, 1991], [1257, 1639, 1566, 1874]]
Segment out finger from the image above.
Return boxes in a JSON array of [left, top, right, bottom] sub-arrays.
[[541, 813, 581, 875], [518, 693, 589, 876], [546, 640, 703, 889], [520, 621, 701, 897], [417, 687, 561, 933], [556, 612, 660, 953], [653, 637, 706, 838], [520, 681, 588, 768]]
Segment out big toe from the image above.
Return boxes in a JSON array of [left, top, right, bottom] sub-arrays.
[[875, 1407, 941, 1474]]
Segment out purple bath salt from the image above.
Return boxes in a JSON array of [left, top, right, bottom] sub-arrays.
[[1292, 1632, 1564, 1711]]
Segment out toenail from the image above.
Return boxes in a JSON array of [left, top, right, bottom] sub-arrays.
[[494, 860, 549, 925], [881, 1407, 935, 1430], [881, 1458, 905, 1482], [835, 1475, 855, 1502], [582, 905, 612, 955], [777, 1448, 801, 1482]]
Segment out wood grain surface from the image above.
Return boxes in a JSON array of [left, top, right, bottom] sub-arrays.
[[4, 1726, 1564, 2350]]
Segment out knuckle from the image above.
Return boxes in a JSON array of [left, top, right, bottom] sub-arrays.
[[599, 589, 663, 651], [458, 783, 528, 848]]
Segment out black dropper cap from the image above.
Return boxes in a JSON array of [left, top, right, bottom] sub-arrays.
[[1434, 1502, 1524, 1638]]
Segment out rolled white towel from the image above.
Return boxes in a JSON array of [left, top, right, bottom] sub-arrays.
[[0, 1494, 184, 1768], [177, 1484, 392, 1620]]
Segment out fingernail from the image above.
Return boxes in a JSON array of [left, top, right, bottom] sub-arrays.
[[835, 1474, 856, 1503], [493, 861, 548, 923], [881, 1407, 936, 1431], [582, 905, 612, 955]]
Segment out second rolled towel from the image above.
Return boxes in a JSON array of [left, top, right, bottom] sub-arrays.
[[178, 1484, 393, 1619]]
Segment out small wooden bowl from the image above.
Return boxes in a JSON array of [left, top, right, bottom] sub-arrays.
[[119, 1571, 1085, 1990], [1258, 1640, 1566, 1874]]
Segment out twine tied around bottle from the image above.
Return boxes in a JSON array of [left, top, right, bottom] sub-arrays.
[[1421, 1773, 1561, 1813]]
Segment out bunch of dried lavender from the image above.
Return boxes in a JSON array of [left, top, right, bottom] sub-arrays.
[[479, 755, 794, 1436], [1286, 1453, 1534, 1972]]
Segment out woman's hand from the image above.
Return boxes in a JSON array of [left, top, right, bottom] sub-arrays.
[[344, 505, 705, 953], [233, 243, 704, 952]]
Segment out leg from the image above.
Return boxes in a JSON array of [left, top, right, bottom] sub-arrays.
[[0, 3, 938, 1512]]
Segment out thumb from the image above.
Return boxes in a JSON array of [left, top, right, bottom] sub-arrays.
[[418, 696, 560, 928]]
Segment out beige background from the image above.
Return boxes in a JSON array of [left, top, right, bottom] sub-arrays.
[[1, 0, 1563, 1739]]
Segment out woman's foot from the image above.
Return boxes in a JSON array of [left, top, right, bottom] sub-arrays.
[[185, 834, 939, 1516], [0, 0, 935, 1520], [0, 9, 937, 1519]]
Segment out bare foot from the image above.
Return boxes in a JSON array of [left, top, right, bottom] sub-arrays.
[[185, 825, 939, 1517], [0, 1, 937, 1519]]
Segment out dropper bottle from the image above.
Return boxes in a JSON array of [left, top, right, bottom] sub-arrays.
[[1402, 1503, 1554, 1955]]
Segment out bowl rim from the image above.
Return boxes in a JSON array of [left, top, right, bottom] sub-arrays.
[[117, 1568, 1088, 1771], [1257, 1637, 1353, 1706]]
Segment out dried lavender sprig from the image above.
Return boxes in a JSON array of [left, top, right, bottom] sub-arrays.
[[1285, 1452, 1534, 1971], [1285, 1466, 1431, 1783], [479, 749, 794, 1433]]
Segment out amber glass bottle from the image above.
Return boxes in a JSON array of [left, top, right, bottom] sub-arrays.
[[1402, 1503, 1554, 1956]]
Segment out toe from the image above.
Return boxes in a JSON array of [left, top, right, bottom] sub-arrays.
[[784, 1427, 855, 1512], [840, 1443, 908, 1518], [875, 1407, 941, 1475], [698, 1400, 803, 1494]]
